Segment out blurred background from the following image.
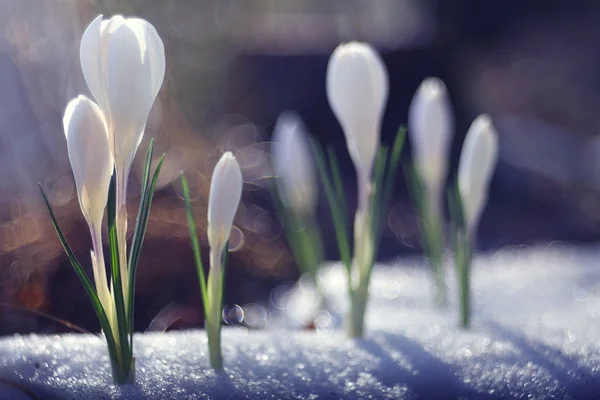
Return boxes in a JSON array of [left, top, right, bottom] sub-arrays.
[[1, 0, 600, 334]]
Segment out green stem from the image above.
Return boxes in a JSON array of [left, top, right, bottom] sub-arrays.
[[423, 207, 447, 308], [347, 279, 369, 338], [457, 232, 472, 328], [110, 354, 135, 385], [347, 196, 373, 339], [206, 318, 222, 370], [207, 248, 224, 370]]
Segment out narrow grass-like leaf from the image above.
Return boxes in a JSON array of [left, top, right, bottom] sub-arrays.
[[181, 173, 209, 316], [448, 182, 471, 327], [327, 147, 348, 221], [267, 178, 307, 274], [107, 174, 130, 369], [219, 239, 230, 312], [309, 138, 352, 273], [372, 128, 406, 259], [39, 185, 119, 361], [448, 180, 466, 234], [127, 150, 165, 349], [405, 163, 424, 217], [370, 146, 389, 239], [127, 140, 154, 319], [268, 177, 323, 285], [406, 162, 447, 305]]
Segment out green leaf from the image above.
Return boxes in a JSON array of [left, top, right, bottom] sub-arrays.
[[327, 147, 348, 222], [39, 184, 120, 363], [107, 173, 130, 369], [448, 181, 472, 327], [448, 180, 466, 235], [127, 139, 154, 318], [373, 127, 406, 253], [127, 143, 165, 350], [219, 239, 230, 308], [370, 146, 389, 240], [405, 163, 424, 217], [181, 173, 209, 316], [267, 178, 306, 273], [309, 138, 352, 274], [268, 177, 323, 279]]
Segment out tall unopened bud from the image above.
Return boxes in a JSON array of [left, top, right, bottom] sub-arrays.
[[271, 112, 317, 215], [408, 77, 454, 218], [458, 115, 499, 235], [326, 41, 388, 206], [63, 95, 113, 228], [63, 95, 113, 318], [207, 152, 243, 256]]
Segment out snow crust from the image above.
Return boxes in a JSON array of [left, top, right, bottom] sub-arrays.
[[2, 244, 600, 399]]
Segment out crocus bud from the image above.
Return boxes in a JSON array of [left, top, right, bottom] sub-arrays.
[[458, 114, 499, 234], [207, 152, 243, 254], [80, 14, 165, 174], [326, 42, 388, 182], [271, 112, 317, 215], [408, 77, 454, 208], [63, 95, 113, 227]]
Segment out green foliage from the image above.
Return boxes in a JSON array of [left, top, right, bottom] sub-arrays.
[[181, 174, 209, 316], [40, 139, 164, 384], [406, 162, 446, 306], [309, 138, 352, 275], [268, 178, 323, 283], [448, 181, 472, 328], [181, 172, 232, 369], [310, 127, 406, 338]]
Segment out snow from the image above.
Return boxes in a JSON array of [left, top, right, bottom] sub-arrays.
[[2, 244, 600, 399]]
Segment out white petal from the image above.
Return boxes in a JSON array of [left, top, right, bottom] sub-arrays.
[[207, 152, 243, 252], [63, 95, 113, 226], [326, 42, 388, 178], [80, 15, 108, 112], [458, 114, 499, 233], [105, 19, 154, 168], [408, 77, 454, 191], [128, 18, 166, 100], [272, 112, 317, 214]]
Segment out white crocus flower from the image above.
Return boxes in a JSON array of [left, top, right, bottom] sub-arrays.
[[326, 41, 388, 210], [458, 114, 499, 235], [80, 15, 165, 180], [326, 42, 388, 336], [207, 152, 243, 258], [408, 77, 454, 220], [271, 112, 317, 215], [80, 14, 166, 301], [63, 95, 113, 321], [205, 152, 243, 369]]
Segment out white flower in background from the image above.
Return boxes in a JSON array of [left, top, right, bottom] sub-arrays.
[[458, 114, 499, 235], [326, 41, 388, 207], [63, 95, 113, 318], [271, 112, 317, 215], [207, 152, 243, 257], [80, 15, 165, 183], [408, 77, 454, 218]]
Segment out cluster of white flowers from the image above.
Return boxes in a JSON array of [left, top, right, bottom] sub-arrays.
[[53, 11, 500, 382]]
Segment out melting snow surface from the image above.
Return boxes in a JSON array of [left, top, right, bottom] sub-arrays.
[[2, 244, 600, 399]]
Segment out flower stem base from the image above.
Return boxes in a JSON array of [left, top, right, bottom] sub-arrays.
[[206, 319, 223, 370], [347, 281, 369, 339], [110, 356, 135, 385]]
